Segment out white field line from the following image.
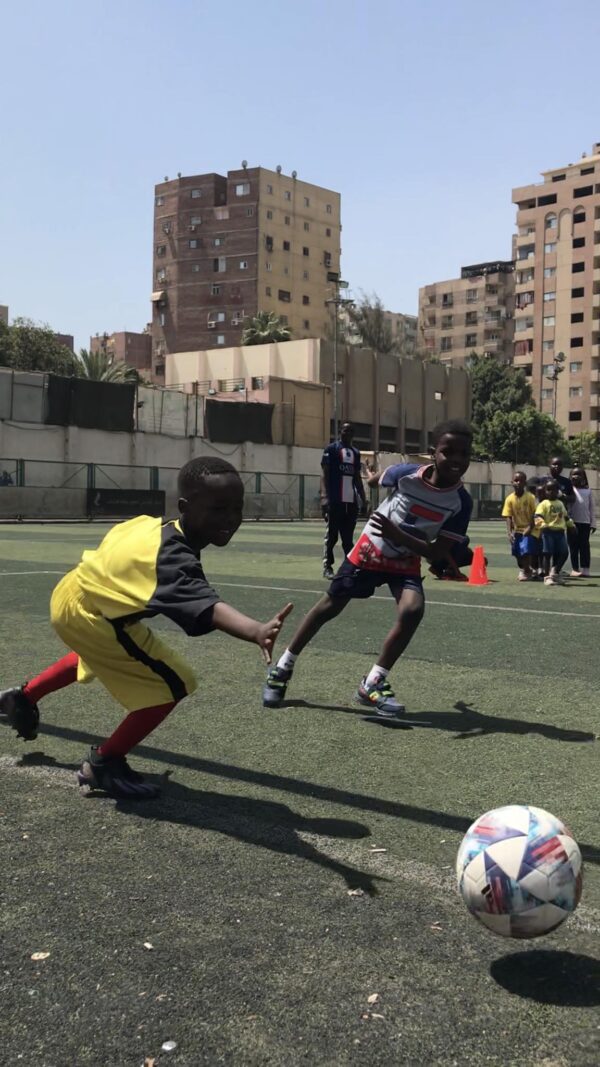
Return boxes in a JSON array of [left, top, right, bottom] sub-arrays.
[[0, 569, 599, 620], [1, 756, 598, 934]]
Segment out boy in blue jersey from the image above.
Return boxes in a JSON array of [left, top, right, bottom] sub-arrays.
[[263, 420, 473, 717]]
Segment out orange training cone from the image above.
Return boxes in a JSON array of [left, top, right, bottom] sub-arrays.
[[468, 545, 489, 586]]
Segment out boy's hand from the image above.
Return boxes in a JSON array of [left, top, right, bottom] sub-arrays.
[[369, 511, 401, 545], [256, 603, 294, 664]]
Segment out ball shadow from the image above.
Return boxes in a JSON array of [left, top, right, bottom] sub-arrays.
[[490, 950, 600, 1006]]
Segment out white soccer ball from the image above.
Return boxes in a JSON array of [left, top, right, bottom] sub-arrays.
[[456, 805, 582, 939]]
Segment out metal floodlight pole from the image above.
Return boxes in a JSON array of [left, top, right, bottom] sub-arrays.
[[326, 274, 350, 441]]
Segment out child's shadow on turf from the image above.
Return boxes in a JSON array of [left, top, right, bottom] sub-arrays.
[[115, 781, 385, 897]]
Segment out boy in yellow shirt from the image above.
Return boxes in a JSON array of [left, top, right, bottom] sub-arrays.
[[534, 479, 574, 586], [502, 472, 538, 581]]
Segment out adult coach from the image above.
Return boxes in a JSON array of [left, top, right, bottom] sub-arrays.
[[320, 422, 366, 579], [542, 456, 575, 505]]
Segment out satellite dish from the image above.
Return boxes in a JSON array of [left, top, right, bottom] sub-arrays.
[[292, 170, 297, 179], [276, 165, 282, 174], [242, 160, 248, 169], [164, 176, 169, 182], [177, 171, 181, 177]]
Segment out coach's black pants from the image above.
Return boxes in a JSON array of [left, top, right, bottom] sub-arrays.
[[568, 522, 591, 571], [323, 503, 358, 569]]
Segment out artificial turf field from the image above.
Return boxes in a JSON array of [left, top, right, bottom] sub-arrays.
[[1, 520, 599, 1067]]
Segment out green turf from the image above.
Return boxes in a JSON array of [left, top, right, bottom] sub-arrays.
[[1, 521, 599, 1066]]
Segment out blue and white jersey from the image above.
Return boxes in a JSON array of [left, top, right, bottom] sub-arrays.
[[321, 442, 361, 505], [348, 463, 472, 574]]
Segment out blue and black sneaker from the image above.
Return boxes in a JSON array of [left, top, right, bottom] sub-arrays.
[[262, 666, 292, 708], [355, 676, 405, 718], [77, 746, 161, 799]]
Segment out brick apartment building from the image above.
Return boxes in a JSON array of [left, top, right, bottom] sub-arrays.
[[151, 166, 341, 384], [419, 261, 515, 369], [512, 142, 600, 434], [90, 330, 152, 373]]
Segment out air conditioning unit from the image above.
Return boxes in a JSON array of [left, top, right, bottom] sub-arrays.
[[189, 225, 196, 232], [208, 388, 217, 395], [207, 322, 216, 329]]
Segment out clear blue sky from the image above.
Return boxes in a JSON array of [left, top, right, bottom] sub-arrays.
[[2, 0, 600, 350]]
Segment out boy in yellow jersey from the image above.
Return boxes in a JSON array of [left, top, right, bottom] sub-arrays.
[[0, 458, 292, 798], [534, 478, 575, 586], [501, 471, 538, 581]]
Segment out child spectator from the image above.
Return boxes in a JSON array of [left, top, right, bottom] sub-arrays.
[[534, 479, 574, 586], [568, 467, 596, 577], [502, 472, 537, 581]]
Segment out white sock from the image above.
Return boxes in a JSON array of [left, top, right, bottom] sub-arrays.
[[277, 649, 297, 672], [365, 664, 389, 688]]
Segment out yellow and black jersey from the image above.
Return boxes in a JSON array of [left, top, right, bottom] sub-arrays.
[[76, 514, 220, 635]]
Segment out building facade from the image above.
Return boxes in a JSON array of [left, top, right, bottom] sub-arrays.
[[90, 330, 152, 373], [512, 143, 600, 434], [166, 337, 470, 453], [419, 261, 514, 368], [383, 311, 418, 358], [0, 305, 8, 326], [151, 167, 341, 382]]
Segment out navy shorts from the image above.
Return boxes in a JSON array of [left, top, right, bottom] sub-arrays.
[[329, 559, 424, 601], [511, 533, 538, 558], [541, 529, 567, 556]]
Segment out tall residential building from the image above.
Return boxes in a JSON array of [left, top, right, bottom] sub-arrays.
[[418, 261, 514, 368], [383, 311, 418, 358], [151, 167, 341, 382], [0, 305, 8, 326], [90, 330, 152, 373], [512, 143, 600, 434]]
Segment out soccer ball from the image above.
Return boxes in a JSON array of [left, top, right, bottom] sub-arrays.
[[456, 805, 582, 939]]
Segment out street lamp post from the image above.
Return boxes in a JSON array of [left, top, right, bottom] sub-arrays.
[[545, 351, 565, 422], [325, 273, 353, 441]]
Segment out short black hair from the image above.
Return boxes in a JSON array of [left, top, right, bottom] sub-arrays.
[[431, 419, 473, 446], [178, 456, 241, 496], [513, 470, 527, 478], [545, 478, 559, 491]]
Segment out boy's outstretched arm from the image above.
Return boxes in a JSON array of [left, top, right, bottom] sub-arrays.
[[212, 602, 294, 663], [369, 513, 457, 561]]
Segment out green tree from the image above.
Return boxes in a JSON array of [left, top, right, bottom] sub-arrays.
[[477, 407, 572, 466], [469, 353, 532, 430], [76, 348, 139, 382], [0, 318, 80, 376], [568, 431, 600, 469], [242, 311, 291, 346], [347, 293, 398, 355]]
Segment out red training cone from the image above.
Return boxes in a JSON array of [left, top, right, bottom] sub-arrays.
[[468, 545, 489, 586]]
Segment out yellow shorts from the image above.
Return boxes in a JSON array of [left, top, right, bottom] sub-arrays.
[[50, 570, 197, 712]]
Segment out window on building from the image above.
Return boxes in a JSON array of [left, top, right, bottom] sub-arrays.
[[191, 189, 201, 198], [569, 411, 583, 421], [303, 196, 310, 208], [156, 244, 166, 256], [572, 262, 585, 273], [441, 315, 453, 329], [387, 383, 397, 394], [326, 227, 331, 237], [266, 210, 273, 221], [304, 221, 309, 232], [551, 174, 566, 183], [266, 184, 273, 194], [280, 314, 289, 325], [543, 267, 555, 278], [466, 289, 478, 303], [570, 361, 583, 372], [156, 195, 164, 206], [302, 295, 310, 305], [246, 207, 254, 216], [239, 260, 248, 270], [324, 252, 332, 268], [543, 340, 554, 351], [189, 239, 198, 249], [214, 207, 229, 220], [283, 266, 289, 275], [192, 264, 201, 272], [570, 386, 584, 397], [544, 242, 557, 253], [302, 246, 309, 257], [190, 215, 202, 225], [251, 377, 264, 390], [543, 315, 555, 326], [213, 237, 224, 247], [545, 214, 558, 229], [284, 215, 291, 225], [465, 333, 477, 347], [440, 337, 452, 352], [156, 268, 166, 281], [573, 236, 586, 248], [235, 182, 250, 196], [326, 204, 332, 214], [303, 319, 310, 329], [541, 388, 553, 399], [266, 261, 272, 271], [213, 256, 226, 273], [542, 364, 554, 375], [571, 337, 584, 347], [571, 312, 584, 323], [284, 190, 291, 201], [207, 311, 225, 324], [283, 240, 290, 251], [278, 289, 291, 302], [465, 311, 478, 325], [303, 270, 309, 280], [216, 334, 225, 345], [211, 284, 221, 295], [434, 391, 443, 401], [581, 166, 595, 175], [573, 211, 586, 223], [574, 185, 593, 198], [572, 287, 584, 298], [159, 311, 166, 327], [543, 292, 556, 302], [538, 193, 557, 206]]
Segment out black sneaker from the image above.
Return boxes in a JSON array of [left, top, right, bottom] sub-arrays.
[[262, 666, 292, 708], [0, 686, 40, 740], [323, 566, 335, 580], [77, 746, 161, 799]]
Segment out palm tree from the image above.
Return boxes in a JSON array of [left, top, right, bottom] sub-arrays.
[[77, 349, 139, 382], [242, 311, 291, 346]]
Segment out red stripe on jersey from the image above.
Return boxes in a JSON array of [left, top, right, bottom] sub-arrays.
[[410, 503, 445, 522]]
